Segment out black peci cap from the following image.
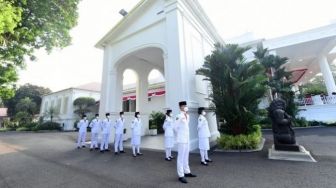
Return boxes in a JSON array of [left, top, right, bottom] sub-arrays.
[[120, 111, 124, 115], [179, 101, 187, 106], [135, 112, 140, 117], [95, 114, 99, 117], [105, 113, 110, 116], [82, 114, 87, 118], [166, 109, 172, 115], [198, 107, 205, 114]]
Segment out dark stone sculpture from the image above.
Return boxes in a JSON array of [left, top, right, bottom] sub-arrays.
[[269, 98, 300, 151]]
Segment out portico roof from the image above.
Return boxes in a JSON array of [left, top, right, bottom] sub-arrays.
[[263, 23, 336, 84]]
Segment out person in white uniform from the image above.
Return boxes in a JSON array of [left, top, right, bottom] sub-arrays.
[[197, 107, 213, 166], [114, 111, 125, 155], [77, 114, 89, 149], [131, 112, 143, 157], [163, 109, 175, 161], [100, 113, 112, 153], [175, 101, 197, 184], [89, 114, 101, 151]]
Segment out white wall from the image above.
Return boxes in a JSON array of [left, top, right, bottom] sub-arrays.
[[40, 88, 100, 130], [298, 105, 336, 122]]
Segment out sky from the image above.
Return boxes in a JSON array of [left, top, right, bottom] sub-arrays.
[[18, 0, 336, 92]]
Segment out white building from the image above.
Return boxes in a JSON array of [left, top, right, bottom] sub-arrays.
[[40, 83, 101, 130], [96, 0, 222, 150], [232, 24, 336, 122]]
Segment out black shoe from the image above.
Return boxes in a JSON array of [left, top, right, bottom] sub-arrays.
[[201, 161, 208, 166], [178, 177, 188, 184], [77, 146, 80, 149], [184, 173, 197, 178], [82, 146, 86, 148], [133, 154, 137, 157], [165, 157, 171, 161], [137, 153, 143, 156], [100, 150, 104, 153], [115, 152, 119, 155], [206, 159, 213, 163], [95, 148, 99, 150], [90, 148, 93, 151], [120, 150, 125, 153], [105, 149, 110, 152]]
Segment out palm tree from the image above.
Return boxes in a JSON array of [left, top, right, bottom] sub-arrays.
[[44, 106, 59, 122], [254, 45, 297, 117], [196, 43, 268, 135]]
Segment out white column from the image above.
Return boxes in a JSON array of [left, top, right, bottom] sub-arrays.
[[136, 74, 149, 113], [318, 56, 336, 95]]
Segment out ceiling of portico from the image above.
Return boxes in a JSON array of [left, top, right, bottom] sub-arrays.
[[117, 47, 164, 71]]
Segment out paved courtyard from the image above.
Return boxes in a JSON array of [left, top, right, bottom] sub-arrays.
[[0, 127, 336, 188]]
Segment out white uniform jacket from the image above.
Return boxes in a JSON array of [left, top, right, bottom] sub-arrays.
[[131, 118, 142, 136], [197, 115, 211, 138], [101, 118, 112, 134], [77, 119, 89, 133], [174, 112, 190, 144], [89, 118, 101, 133], [114, 118, 125, 135], [163, 116, 174, 137]]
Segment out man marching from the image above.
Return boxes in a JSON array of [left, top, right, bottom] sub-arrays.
[[163, 109, 174, 161], [197, 107, 212, 166], [131, 112, 143, 157], [89, 114, 101, 151], [77, 114, 89, 149], [100, 113, 112, 153], [114, 111, 125, 155], [175, 101, 197, 184]]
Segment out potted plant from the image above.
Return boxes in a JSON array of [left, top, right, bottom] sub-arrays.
[[149, 111, 165, 136]]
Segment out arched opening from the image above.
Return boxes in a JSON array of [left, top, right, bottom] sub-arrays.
[[122, 69, 138, 113], [147, 69, 166, 134]]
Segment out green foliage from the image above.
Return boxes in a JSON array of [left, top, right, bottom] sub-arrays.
[[254, 45, 298, 117], [14, 111, 31, 125], [299, 76, 327, 96], [0, 0, 79, 101], [196, 43, 268, 135], [34, 121, 61, 131], [43, 106, 59, 123], [73, 97, 96, 117], [294, 117, 309, 127], [149, 111, 165, 133], [4, 84, 51, 117], [217, 125, 262, 150], [16, 127, 30, 131]]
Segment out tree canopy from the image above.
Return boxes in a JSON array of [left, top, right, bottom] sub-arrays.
[[0, 0, 79, 100], [4, 83, 51, 116], [73, 97, 96, 117]]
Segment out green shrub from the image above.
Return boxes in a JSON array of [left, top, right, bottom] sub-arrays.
[[35, 121, 61, 131], [217, 125, 262, 150], [149, 111, 165, 133], [16, 127, 31, 131], [294, 117, 309, 127], [0, 128, 10, 132]]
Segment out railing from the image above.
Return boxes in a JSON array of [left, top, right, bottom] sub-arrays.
[[295, 95, 336, 106]]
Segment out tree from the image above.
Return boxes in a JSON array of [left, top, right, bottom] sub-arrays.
[[0, 0, 79, 100], [73, 97, 96, 117], [196, 43, 268, 135], [254, 45, 297, 116], [44, 106, 58, 123], [15, 97, 36, 116], [4, 84, 51, 117]]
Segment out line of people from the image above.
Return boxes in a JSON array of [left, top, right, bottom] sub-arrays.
[[76, 101, 212, 184]]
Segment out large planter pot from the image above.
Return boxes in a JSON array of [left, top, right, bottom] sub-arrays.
[[312, 95, 323, 105], [149, 129, 157, 136]]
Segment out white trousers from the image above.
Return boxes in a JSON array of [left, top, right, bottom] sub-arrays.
[[114, 134, 124, 152], [165, 148, 172, 158], [177, 143, 191, 177], [200, 149, 209, 162], [132, 145, 140, 155], [100, 133, 109, 150], [90, 132, 99, 148], [77, 132, 86, 147]]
